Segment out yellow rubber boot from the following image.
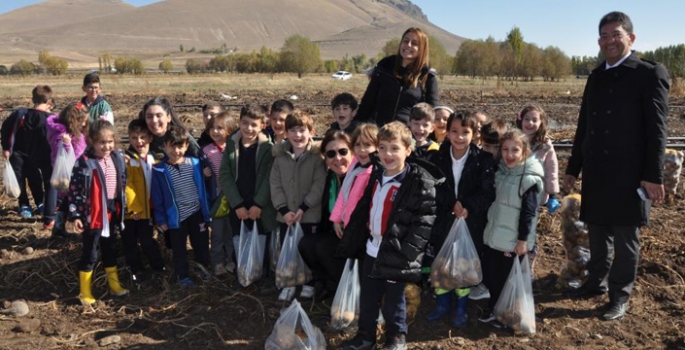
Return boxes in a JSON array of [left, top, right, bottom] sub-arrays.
[[79, 270, 96, 305], [104, 267, 129, 297]]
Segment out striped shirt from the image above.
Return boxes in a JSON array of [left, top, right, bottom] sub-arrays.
[[202, 143, 225, 191], [366, 168, 407, 258], [165, 158, 200, 222], [97, 156, 117, 200]]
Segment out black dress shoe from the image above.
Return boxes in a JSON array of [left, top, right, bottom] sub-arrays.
[[602, 302, 628, 320], [565, 285, 607, 299]]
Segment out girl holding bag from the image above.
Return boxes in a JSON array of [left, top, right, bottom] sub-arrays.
[[46, 102, 89, 235], [480, 130, 545, 327]]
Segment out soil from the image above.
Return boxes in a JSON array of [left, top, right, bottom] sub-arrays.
[[1, 91, 684, 350]]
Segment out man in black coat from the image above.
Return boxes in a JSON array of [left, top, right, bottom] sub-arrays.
[[564, 11, 669, 321]]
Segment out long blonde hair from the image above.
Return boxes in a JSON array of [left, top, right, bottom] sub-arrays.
[[394, 27, 430, 88]]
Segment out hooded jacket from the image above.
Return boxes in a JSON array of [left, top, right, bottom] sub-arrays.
[[46, 114, 88, 166], [337, 159, 444, 283], [355, 55, 439, 126], [151, 157, 211, 229], [270, 139, 326, 224]]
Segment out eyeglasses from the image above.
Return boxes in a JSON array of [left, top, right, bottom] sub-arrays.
[[325, 148, 349, 159], [598, 32, 627, 42]]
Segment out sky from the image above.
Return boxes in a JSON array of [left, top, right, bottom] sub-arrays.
[[0, 0, 682, 57]]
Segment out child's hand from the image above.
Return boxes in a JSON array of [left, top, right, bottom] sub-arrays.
[[293, 209, 304, 223], [334, 222, 344, 239], [248, 206, 262, 220], [159, 224, 168, 232], [3, 150, 9, 160], [453, 201, 468, 219], [514, 240, 527, 256], [133, 213, 141, 220], [283, 212, 296, 226], [203, 167, 212, 177], [61, 134, 71, 145], [235, 207, 249, 220], [73, 219, 84, 234]]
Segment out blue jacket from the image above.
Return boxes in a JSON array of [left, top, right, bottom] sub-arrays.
[[151, 157, 211, 229]]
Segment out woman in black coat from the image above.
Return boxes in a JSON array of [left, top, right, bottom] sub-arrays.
[[138, 97, 201, 160], [355, 27, 439, 126]]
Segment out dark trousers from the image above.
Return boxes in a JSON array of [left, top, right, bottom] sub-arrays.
[[121, 218, 165, 273], [585, 224, 639, 304], [483, 245, 522, 311], [298, 232, 346, 292], [168, 210, 210, 279], [80, 228, 118, 271], [229, 213, 269, 276], [9, 154, 44, 208], [358, 254, 407, 341]]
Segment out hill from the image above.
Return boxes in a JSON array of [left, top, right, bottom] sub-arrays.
[[0, 0, 465, 61]]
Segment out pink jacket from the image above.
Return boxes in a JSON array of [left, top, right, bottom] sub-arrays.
[[330, 158, 373, 226], [46, 114, 88, 166], [531, 138, 559, 202]]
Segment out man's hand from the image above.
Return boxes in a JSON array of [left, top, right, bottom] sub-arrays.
[[453, 201, 468, 219], [641, 180, 665, 203], [235, 207, 249, 220], [563, 175, 577, 192], [248, 206, 262, 220]]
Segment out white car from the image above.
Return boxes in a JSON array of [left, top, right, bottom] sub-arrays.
[[331, 71, 352, 80]]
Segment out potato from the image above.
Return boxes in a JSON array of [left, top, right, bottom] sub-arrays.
[[342, 311, 356, 324]]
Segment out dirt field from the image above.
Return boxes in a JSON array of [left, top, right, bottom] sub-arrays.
[[1, 79, 684, 349]]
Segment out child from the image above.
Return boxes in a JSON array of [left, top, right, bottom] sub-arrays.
[[266, 99, 294, 144], [81, 73, 114, 124], [328, 92, 359, 134], [66, 120, 128, 304], [409, 102, 439, 160], [270, 110, 326, 301], [430, 105, 453, 144], [472, 110, 489, 147], [203, 112, 241, 276], [0, 85, 55, 225], [198, 102, 224, 148], [425, 111, 496, 327], [479, 129, 545, 327], [46, 102, 89, 236], [151, 125, 212, 287], [516, 104, 560, 274], [122, 119, 165, 283], [330, 123, 378, 238], [480, 118, 508, 156], [338, 121, 443, 350]]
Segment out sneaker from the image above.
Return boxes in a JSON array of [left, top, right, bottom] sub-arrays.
[[214, 263, 227, 276], [278, 287, 296, 301], [478, 312, 496, 323], [19, 206, 33, 218], [469, 283, 491, 300], [341, 334, 375, 350], [43, 220, 55, 230], [225, 262, 235, 274], [379, 334, 407, 350], [179, 277, 195, 287], [300, 285, 315, 299]]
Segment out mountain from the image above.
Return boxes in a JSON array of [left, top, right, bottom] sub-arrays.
[[0, 0, 465, 60]]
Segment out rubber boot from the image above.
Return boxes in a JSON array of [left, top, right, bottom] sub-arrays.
[[105, 266, 129, 297], [426, 290, 452, 321], [452, 294, 469, 328], [79, 270, 96, 305]]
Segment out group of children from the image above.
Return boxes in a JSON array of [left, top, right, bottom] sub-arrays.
[[2, 76, 560, 348]]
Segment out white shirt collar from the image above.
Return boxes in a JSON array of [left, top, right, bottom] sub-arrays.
[[605, 51, 632, 70]]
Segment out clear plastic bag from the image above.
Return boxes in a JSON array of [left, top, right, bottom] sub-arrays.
[[50, 142, 75, 193], [269, 228, 281, 272], [235, 221, 266, 287], [430, 217, 482, 290], [494, 257, 536, 334], [3, 163, 21, 199], [275, 223, 312, 289], [265, 299, 326, 350], [330, 259, 360, 330]]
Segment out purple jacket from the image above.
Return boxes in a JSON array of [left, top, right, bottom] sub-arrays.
[[46, 114, 87, 166]]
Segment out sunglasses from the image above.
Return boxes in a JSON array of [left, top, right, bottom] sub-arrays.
[[325, 148, 349, 159]]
